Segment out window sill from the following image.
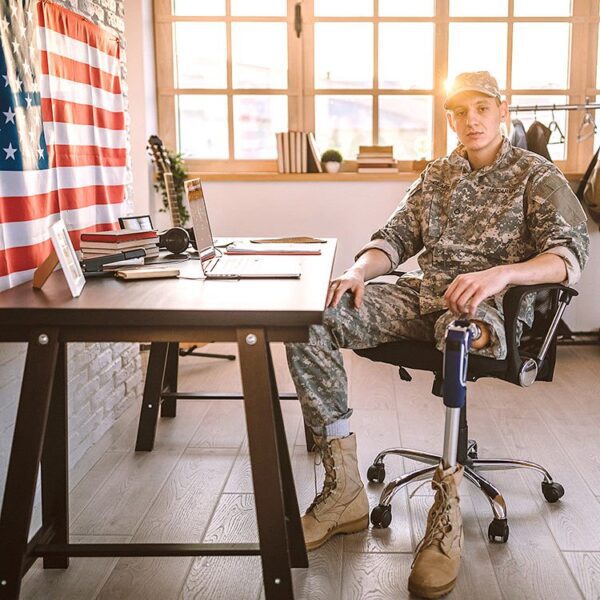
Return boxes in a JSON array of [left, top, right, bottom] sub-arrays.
[[188, 172, 420, 182]]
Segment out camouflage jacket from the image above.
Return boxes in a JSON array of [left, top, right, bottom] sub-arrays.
[[358, 137, 590, 318]]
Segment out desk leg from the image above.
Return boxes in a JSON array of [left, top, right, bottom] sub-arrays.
[[0, 329, 59, 600], [266, 346, 308, 569], [237, 328, 304, 600], [160, 342, 179, 418], [41, 342, 69, 569], [135, 342, 168, 451]]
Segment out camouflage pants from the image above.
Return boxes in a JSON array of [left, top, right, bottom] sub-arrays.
[[285, 281, 506, 431]]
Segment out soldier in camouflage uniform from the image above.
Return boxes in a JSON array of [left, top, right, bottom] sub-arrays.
[[287, 71, 589, 598]]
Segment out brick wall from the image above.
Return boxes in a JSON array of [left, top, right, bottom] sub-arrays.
[[0, 0, 142, 505]]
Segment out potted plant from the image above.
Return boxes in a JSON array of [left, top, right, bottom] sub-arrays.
[[321, 149, 343, 173]]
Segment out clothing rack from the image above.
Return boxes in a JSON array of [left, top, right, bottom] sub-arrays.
[[509, 101, 600, 112]]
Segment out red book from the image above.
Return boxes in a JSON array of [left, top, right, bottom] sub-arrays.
[[80, 230, 158, 243]]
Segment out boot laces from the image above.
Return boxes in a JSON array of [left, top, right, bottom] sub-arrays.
[[411, 479, 454, 566], [308, 440, 337, 512]]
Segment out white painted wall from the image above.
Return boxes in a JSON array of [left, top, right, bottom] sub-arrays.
[[123, 0, 158, 216]]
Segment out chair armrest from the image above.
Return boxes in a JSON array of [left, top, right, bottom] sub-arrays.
[[503, 283, 578, 385]]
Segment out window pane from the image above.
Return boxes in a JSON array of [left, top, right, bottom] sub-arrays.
[[315, 24, 373, 89], [514, 0, 571, 16], [174, 23, 227, 88], [379, 24, 434, 89], [512, 24, 569, 89], [231, 0, 286, 16], [379, 96, 433, 160], [449, 0, 507, 16], [232, 23, 287, 89], [511, 95, 568, 160], [315, 0, 372, 17], [448, 24, 507, 89], [178, 95, 228, 158], [233, 95, 287, 159], [173, 0, 224, 16], [315, 95, 372, 159], [379, 0, 434, 16]]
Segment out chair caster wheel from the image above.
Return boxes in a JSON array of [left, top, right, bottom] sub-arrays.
[[488, 518, 509, 543], [367, 463, 386, 483], [370, 505, 392, 529], [542, 481, 564, 503]]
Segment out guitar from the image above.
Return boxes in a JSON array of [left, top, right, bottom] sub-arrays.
[[147, 135, 183, 228]]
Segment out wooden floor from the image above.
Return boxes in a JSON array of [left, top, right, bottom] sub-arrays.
[[21, 343, 600, 600]]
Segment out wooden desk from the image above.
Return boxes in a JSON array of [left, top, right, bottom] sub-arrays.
[[0, 240, 336, 600]]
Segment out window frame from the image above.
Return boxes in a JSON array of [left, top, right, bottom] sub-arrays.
[[153, 0, 600, 175]]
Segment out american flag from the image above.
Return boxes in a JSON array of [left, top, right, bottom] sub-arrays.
[[0, 0, 126, 291]]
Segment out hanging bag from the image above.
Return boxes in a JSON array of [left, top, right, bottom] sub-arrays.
[[576, 146, 600, 226]]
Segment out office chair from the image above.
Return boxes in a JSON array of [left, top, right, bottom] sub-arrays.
[[354, 282, 577, 543]]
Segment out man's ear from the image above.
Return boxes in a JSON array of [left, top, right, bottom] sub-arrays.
[[446, 111, 456, 133]]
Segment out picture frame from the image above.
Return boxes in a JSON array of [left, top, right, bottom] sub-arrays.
[[49, 219, 86, 298]]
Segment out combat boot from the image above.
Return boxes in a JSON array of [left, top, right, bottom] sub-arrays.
[[408, 463, 464, 599], [302, 433, 369, 551]]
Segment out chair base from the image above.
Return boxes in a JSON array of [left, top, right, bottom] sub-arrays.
[[367, 443, 565, 543]]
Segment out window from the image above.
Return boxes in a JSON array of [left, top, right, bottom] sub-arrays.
[[154, 0, 599, 174]]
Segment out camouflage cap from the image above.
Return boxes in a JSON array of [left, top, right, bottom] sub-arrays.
[[444, 71, 502, 109]]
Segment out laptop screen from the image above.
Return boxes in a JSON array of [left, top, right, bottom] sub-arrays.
[[184, 178, 216, 261]]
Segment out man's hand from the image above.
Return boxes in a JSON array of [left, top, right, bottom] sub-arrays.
[[444, 266, 510, 317], [326, 267, 366, 309]]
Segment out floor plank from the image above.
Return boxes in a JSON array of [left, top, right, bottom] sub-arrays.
[[563, 552, 600, 600], [96, 448, 238, 600]]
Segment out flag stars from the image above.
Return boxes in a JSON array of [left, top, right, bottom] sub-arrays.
[[27, 8, 33, 22], [4, 143, 17, 160], [37, 147, 45, 160], [20, 23, 28, 39], [25, 94, 33, 109], [12, 38, 20, 54], [23, 62, 31, 75], [15, 77, 23, 91], [2, 74, 9, 88], [0, 16, 10, 33], [10, 4, 17, 18], [3, 106, 16, 124]]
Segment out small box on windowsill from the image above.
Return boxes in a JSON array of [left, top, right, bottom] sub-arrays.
[[411, 159, 431, 172]]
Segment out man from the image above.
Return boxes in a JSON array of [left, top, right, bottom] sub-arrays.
[[286, 71, 589, 598]]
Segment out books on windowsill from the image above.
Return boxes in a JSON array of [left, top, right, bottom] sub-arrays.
[[356, 145, 398, 173], [275, 131, 322, 174]]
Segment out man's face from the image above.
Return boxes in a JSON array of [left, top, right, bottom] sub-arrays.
[[446, 92, 507, 153]]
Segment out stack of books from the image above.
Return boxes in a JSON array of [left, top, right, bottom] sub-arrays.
[[80, 229, 160, 261], [275, 131, 322, 174], [357, 145, 398, 173]]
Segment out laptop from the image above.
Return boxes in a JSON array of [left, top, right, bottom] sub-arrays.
[[184, 178, 302, 279]]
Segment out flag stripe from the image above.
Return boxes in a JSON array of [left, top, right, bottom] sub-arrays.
[[38, 21, 119, 64], [0, 184, 125, 223], [47, 145, 127, 168], [44, 122, 126, 149], [40, 74, 123, 113], [40, 50, 121, 94], [41, 6, 120, 57], [41, 98, 125, 130], [0, 165, 127, 197], [0, 219, 120, 278], [0, 202, 123, 254]]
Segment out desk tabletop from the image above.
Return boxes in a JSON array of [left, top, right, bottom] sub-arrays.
[[0, 240, 337, 331]]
